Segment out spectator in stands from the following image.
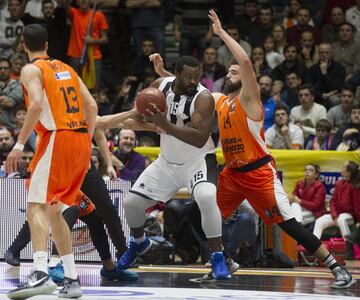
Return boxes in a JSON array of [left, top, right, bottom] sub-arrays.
[[332, 22, 360, 87], [305, 119, 333, 150], [290, 84, 327, 137], [174, 0, 216, 58], [0, 57, 24, 128], [271, 80, 284, 105], [313, 161, 356, 242], [321, 7, 345, 44], [345, 0, 360, 40], [12, 104, 36, 151], [286, 6, 320, 48], [229, 0, 257, 41], [0, 127, 15, 166], [9, 52, 26, 80], [91, 147, 110, 180], [65, 0, 108, 88], [265, 105, 304, 150], [0, 0, 24, 57], [259, 75, 278, 131], [346, 161, 360, 259], [331, 104, 360, 151], [217, 24, 251, 69], [248, 3, 274, 48], [306, 43, 346, 108], [251, 46, 272, 78], [280, 72, 301, 109], [11, 33, 26, 56], [283, 0, 301, 29], [271, 44, 307, 84], [128, 38, 156, 85], [327, 85, 355, 130], [264, 35, 284, 69], [24, 0, 50, 18], [298, 31, 319, 68], [7, 144, 33, 178], [127, 0, 164, 56], [289, 164, 326, 228], [112, 79, 134, 114], [95, 87, 112, 116], [22, 0, 70, 62], [201, 47, 226, 93], [112, 129, 145, 181], [272, 23, 287, 56]]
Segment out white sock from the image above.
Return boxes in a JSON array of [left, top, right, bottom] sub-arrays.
[[33, 251, 48, 274], [134, 234, 146, 244], [61, 254, 77, 280], [48, 256, 61, 268]]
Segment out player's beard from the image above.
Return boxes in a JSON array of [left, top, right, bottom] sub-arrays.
[[223, 79, 242, 95]]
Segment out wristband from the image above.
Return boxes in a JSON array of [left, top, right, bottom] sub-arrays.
[[13, 143, 24, 151]]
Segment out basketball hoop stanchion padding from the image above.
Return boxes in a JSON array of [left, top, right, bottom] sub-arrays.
[[0, 179, 131, 262]]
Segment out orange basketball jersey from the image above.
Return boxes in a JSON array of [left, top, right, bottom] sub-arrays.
[[23, 57, 88, 136], [216, 94, 269, 168]]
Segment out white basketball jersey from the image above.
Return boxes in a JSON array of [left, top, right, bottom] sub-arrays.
[[158, 77, 215, 164]]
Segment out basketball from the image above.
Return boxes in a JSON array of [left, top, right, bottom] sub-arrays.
[[135, 87, 166, 115]]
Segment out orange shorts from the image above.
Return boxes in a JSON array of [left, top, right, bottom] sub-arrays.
[[217, 162, 293, 224], [27, 130, 91, 206]]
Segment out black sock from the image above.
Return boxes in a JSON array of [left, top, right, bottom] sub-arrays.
[[322, 254, 340, 271]]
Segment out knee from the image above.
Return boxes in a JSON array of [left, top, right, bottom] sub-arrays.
[[46, 203, 63, 220], [193, 183, 216, 207]]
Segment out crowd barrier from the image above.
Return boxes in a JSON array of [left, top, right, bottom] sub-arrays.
[[0, 179, 131, 262]]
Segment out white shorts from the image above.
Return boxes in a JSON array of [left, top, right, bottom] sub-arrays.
[[130, 153, 217, 202]]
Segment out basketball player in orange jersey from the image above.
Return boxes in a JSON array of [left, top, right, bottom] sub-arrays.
[[207, 10, 355, 288], [5, 24, 98, 299]]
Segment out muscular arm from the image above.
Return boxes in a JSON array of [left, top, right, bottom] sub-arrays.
[[78, 76, 98, 137], [149, 92, 215, 148], [96, 109, 136, 130], [16, 65, 44, 145]]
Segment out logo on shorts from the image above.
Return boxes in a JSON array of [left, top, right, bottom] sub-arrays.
[[264, 208, 272, 218], [139, 183, 145, 189]]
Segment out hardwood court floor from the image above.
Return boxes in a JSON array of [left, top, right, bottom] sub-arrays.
[[1, 262, 359, 299]]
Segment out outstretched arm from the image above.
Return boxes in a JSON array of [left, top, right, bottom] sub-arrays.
[[208, 10, 260, 103]]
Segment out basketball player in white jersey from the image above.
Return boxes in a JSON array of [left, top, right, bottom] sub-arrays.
[[115, 56, 231, 280]]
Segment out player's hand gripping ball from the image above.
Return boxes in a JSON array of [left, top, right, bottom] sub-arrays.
[[135, 87, 166, 116]]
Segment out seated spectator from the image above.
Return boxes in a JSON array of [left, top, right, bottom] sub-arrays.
[[290, 84, 327, 137], [286, 7, 320, 48], [345, 1, 360, 40], [272, 23, 287, 56], [289, 164, 326, 227], [305, 119, 333, 150], [7, 144, 34, 178], [201, 47, 226, 93], [331, 104, 360, 150], [95, 87, 113, 116], [111, 128, 145, 181], [271, 44, 307, 84], [305, 43, 346, 108], [313, 161, 356, 242], [282, 0, 301, 29], [321, 7, 345, 44], [229, 0, 257, 41], [265, 105, 304, 150], [331, 22, 360, 87], [91, 147, 110, 180], [0, 0, 24, 58], [248, 3, 274, 47], [217, 24, 251, 69], [264, 35, 284, 69], [112, 78, 135, 114], [0, 127, 15, 166], [327, 84, 355, 130], [251, 46, 272, 78], [259, 75, 277, 130], [346, 161, 360, 259], [271, 80, 284, 105], [11, 104, 36, 151], [280, 72, 301, 109], [298, 31, 319, 68], [0, 57, 24, 128], [9, 53, 27, 80]]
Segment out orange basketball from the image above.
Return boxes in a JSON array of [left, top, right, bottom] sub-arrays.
[[135, 87, 166, 115]]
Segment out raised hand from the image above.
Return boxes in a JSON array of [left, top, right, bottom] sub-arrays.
[[208, 9, 223, 35], [149, 53, 165, 75]]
